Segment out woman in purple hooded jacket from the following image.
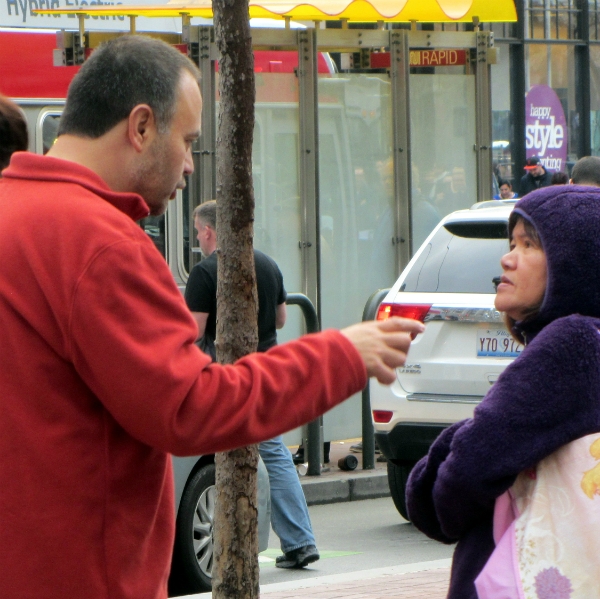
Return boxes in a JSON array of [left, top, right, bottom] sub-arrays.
[[406, 185, 600, 599]]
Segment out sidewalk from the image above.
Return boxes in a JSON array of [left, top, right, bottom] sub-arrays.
[[259, 560, 451, 599], [187, 560, 451, 599], [296, 439, 391, 506]]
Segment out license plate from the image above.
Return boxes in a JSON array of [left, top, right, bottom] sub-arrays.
[[477, 328, 523, 358]]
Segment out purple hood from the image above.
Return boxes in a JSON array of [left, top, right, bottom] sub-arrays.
[[511, 184, 600, 341]]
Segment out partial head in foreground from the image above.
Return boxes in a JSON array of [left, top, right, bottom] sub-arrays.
[[570, 156, 600, 187], [0, 94, 28, 172]]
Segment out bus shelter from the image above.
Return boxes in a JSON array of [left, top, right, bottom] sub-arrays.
[[37, 0, 517, 442]]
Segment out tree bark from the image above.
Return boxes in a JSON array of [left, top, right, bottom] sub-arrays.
[[211, 0, 259, 598]]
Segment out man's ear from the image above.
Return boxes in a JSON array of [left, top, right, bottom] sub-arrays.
[[127, 104, 157, 153]]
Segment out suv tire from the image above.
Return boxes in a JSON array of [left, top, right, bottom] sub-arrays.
[[387, 460, 416, 522]]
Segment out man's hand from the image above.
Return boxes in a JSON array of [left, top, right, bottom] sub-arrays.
[[341, 318, 425, 385]]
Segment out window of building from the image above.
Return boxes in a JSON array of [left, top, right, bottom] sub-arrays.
[[589, 46, 600, 154], [590, 0, 600, 40], [524, 0, 580, 40]]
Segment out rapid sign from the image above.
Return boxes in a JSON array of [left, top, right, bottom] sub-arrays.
[[409, 49, 466, 67]]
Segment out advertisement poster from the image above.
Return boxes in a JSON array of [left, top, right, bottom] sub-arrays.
[[525, 84, 568, 173]]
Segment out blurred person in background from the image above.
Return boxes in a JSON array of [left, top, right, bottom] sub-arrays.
[[493, 179, 518, 200], [551, 171, 568, 185], [519, 155, 552, 195]]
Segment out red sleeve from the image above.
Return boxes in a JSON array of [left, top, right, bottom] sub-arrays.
[[69, 239, 367, 455]]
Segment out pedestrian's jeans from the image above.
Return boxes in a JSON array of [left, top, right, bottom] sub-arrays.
[[258, 436, 316, 553]]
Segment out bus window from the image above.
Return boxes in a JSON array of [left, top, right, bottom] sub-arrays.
[[141, 214, 166, 258], [40, 113, 61, 154], [181, 182, 192, 273]]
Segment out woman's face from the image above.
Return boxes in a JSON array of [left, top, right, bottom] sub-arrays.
[[499, 184, 512, 199], [495, 220, 547, 321]]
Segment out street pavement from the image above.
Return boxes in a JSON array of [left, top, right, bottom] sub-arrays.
[[184, 440, 453, 599]]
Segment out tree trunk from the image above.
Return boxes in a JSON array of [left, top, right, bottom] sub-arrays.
[[211, 0, 259, 598]]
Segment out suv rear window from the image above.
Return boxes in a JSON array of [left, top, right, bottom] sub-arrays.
[[401, 220, 509, 294]]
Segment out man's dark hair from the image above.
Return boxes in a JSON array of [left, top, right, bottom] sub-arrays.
[[193, 200, 217, 230], [0, 94, 28, 171], [58, 35, 200, 139], [570, 156, 600, 187], [550, 171, 568, 185]]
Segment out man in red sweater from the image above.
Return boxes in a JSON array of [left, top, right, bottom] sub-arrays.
[[0, 35, 423, 599]]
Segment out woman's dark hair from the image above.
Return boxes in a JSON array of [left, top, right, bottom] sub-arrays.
[[498, 179, 512, 189], [58, 35, 200, 139], [551, 171, 569, 185], [0, 95, 28, 172], [503, 212, 544, 344]]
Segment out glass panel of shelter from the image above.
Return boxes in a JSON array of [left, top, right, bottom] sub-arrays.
[[188, 27, 488, 312], [204, 64, 306, 345], [246, 66, 305, 344], [410, 71, 477, 244]]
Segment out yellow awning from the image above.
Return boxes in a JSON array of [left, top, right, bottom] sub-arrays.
[[35, 0, 517, 23]]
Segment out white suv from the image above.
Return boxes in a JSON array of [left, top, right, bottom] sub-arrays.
[[370, 200, 521, 520]]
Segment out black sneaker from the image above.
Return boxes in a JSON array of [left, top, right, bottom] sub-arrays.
[[292, 443, 330, 465], [350, 441, 381, 454], [275, 544, 320, 569], [291, 447, 304, 465]]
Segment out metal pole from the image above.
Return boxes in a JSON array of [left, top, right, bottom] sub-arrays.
[[198, 26, 217, 204], [285, 293, 322, 475], [297, 28, 321, 323], [361, 288, 390, 470], [474, 31, 494, 201], [390, 29, 412, 268]]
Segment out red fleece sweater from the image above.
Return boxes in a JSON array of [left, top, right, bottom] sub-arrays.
[[0, 153, 366, 599]]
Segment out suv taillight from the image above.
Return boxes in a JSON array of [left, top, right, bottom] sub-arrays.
[[372, 410, 393, 423], [376, 302, 432, 323]]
